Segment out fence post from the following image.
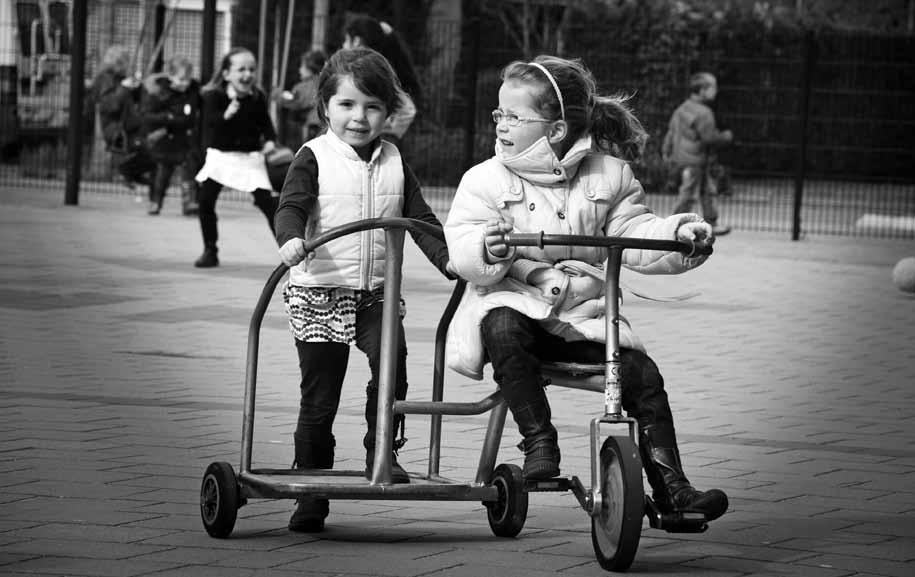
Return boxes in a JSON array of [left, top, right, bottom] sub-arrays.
[[461, 18, 481, 173], [792, 30, 815, 240], [65, 0, 88, 206], [201, 0, 216, 82]]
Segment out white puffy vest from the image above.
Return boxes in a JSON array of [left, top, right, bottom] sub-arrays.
[[288, 132, 405, 290]]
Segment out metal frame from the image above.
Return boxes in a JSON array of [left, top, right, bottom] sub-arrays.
[[232, 218, 703, 515]]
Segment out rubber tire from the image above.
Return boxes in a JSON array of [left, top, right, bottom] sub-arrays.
[[591, 436, 643, 572], [200, 461, 240, 538], [486, 463, 529, 538]]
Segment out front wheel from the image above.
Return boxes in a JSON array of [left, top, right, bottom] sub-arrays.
[[591, 436, 643, 572], [200, 461, 240, 538], [486, 463, 528, 538]]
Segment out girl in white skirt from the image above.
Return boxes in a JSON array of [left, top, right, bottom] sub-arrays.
[[194, 47, 279, 267]]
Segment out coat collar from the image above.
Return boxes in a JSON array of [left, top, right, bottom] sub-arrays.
[[495, 135, 593, 185]]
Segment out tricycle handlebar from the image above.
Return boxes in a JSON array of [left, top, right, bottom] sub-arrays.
[[303, 217, 444, 254], [502, 232, 712, 257]]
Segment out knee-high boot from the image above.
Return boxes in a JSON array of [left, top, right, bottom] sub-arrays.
[[639, 424, 728, 521], [363, 383, 410, 483], [181, 180, 199, 216], [500, 379, 560, 480], [288, 428, 334, 532]]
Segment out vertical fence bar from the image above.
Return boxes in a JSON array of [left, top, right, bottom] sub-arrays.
[[201, 0, 216, 82], [152, 2, 165, 73], [65, 0, 88, 206], [792, 30, 815, 240], [461, 17, 480, 173]]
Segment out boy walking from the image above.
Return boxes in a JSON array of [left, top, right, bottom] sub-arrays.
[[662, 72, 733, 235]]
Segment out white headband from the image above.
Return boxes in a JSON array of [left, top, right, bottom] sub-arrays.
[[528, 62, 565, 121]]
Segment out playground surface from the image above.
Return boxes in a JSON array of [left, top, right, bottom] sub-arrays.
[[0, 184, 913, 576]]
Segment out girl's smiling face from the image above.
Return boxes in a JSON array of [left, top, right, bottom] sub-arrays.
[[325, 75, 388, 156], [495, 79, 555, 156], [223, 51, 257, 96]]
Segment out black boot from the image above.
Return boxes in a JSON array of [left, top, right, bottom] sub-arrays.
[[181, 181, 199, 216], [364, 384, 409, 483], [503, 383, 560, 480], [639, 424, 728, 521], [515, 411, 560, 480], [288, 431, 334, 532], [196, 210, 219, 267], [364, 432, 410, 483], [194, 245, 219, 268]]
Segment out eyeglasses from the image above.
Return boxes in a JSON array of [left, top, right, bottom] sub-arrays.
[[491, 109, 553, 127]]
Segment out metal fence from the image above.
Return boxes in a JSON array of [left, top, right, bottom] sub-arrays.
[[1, 5, 913, 240]]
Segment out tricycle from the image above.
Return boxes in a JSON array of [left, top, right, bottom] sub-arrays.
[[200, 217, 713, 572]]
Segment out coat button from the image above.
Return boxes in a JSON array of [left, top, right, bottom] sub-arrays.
[[558, 211, 565, 219], [551, 287, 561, 295], [529, 202, 536, 211], [553, 168, 562, 175]]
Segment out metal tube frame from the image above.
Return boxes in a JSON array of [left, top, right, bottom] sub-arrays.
[[502, 232, 705, 516], [237, 221, 704, 508]]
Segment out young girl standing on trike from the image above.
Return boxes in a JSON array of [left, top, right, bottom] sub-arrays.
[[445, 55, 728, 523], [274, 47, 453, 533]]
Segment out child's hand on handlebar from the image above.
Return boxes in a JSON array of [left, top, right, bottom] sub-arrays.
[[484, 219, 514, 259], [676, 221, 715, 251], [279, 238, 314, 268]]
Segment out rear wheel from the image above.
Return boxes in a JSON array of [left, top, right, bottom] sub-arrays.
[[200, 461, 239, 538], [486, 463, 528, 538], [591, 436, 643, 572]]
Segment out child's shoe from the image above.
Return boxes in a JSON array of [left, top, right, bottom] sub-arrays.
[[364, 449, 410, 483], [288, 497, 329, 532], [194, 248, 219, 268], [520, 436, 561, 480]]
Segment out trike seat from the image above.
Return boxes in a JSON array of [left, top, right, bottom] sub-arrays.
[[541, 362, 606, 393]]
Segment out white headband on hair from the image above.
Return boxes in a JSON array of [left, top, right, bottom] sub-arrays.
[[528, 61, 565, 121]]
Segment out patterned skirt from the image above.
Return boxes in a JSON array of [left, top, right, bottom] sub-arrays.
[[283, 283, 405, 345]]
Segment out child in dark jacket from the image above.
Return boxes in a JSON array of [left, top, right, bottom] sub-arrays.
[[193, 47, 279, 268], [661, 72, 734, 236], [274, 49, 326, 145], [141, 56, 202, 216], [90, 45, 155, 191]]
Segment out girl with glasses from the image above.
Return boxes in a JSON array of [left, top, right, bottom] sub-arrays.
[[444, 55, 728, 523]]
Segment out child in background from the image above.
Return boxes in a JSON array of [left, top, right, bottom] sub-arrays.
[[90, 45, 155, 193], [662, 72, 734, 236], [275, 47, 453, 533], [141, 55, 202, 216], [445, 55, 728, 523], [275, 49, 326, 144], [193, 47, 279, 268], [342, 14, 422, 147]]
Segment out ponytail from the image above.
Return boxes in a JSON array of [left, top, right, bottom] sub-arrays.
[[590, 95, 647, 162]]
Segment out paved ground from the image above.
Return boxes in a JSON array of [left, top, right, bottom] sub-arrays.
[[1, 184, 914, 577]]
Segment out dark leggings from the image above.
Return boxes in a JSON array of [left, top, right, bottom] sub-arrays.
[[197, 178, 278, 250], [293, 300, 409, 453], [481, 306, 674, 429]]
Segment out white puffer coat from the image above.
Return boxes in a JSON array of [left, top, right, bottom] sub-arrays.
[[444, 136, 708, 380]]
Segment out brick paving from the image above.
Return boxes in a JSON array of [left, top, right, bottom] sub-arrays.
[[1, 183, 914, 576]]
